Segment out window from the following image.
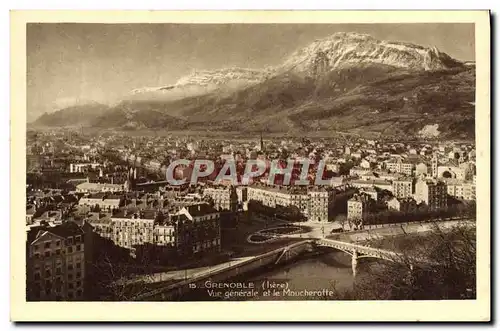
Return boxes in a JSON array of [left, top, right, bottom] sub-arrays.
[[56, 240, 61, 247], [68, 274, 73, 281], [76, 281, 82, 287], [45, 280, 52, 289], [33, 244, 39, 251], [66, 237, 73, 245], [75, 235, 81, 243], [76, 272, 81, 279], [76, 289, 82, 298], [67, 246, 73, 254], [68, 264, 73, 271], [56, 267, 62, 275], [76, 245, 81, 251], [44, 242, 51, 249], [44, 269, 51, 278], [44, 251, 50, 257], [55, 249, 61, 255], [76, 262, 81, 269], [68, 283, 74, 289]]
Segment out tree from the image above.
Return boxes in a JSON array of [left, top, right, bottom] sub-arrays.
[[90, 252, 158, 301], [352, 218, 362, 230], [335, 223, 476, 300], [336, 215, 347, 231]]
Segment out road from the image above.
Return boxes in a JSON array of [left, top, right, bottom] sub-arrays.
[[115, 256, 257, 287]]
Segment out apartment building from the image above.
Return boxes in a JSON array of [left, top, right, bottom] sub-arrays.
[[351, 179, 393, 192], [90, 202, 221, 260], [385, 159, 414, 176], [347, 193, 376, 220], [175, 203, 221, 256], [415, 162, 428, 177], [414, 178, 448, 210], [110, 210, 156, 251], [247, 186, 306, 210], [307, 190, 330, 222], [69, 163, 100, 173], [27, 222, 86, 301], [359, 187, 378, 201], [392, 177, 414, 199], [360, 171, 402, 182], [387, 197, 418, 213], [246, 185, 334, 222], [86, 212, 113, 240], [78, 193, 122, 211], [444, 178, 476, 201], [75, 182, 124, 194], [203, 186, 238, 212]]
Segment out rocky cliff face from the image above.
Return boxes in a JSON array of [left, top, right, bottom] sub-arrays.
[[280, 32, 464, 75]]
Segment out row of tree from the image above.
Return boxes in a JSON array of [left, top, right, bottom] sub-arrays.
[[247, 200, 307, 223], [336, 201, 476, 231]]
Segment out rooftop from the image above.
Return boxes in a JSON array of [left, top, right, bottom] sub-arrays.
[[30, 221, 85, 243], [351, 179, 392, 186], [76, 182, 123, 190], [182, 203, 219, 217], [111, 208, 157, 220]]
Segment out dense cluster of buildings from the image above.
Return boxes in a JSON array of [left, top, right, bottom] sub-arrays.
[[26, 186, 223, 301], [345, 151, 475, 220], [25, 130, 477, 301]]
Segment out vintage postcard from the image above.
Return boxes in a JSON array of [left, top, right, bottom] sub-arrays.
[[11, 10, 490, 322]]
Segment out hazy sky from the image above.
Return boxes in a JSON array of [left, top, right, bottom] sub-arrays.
[[27, 23, 475, 121]]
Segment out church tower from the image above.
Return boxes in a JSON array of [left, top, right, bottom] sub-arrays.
[[126, 166, 136, 192]]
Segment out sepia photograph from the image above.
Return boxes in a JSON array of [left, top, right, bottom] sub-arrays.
[[10, 10, 490, 322]]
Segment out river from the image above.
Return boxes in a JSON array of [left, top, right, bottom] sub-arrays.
[[246, 250, 375, 300], [178, 250, 377, 301]]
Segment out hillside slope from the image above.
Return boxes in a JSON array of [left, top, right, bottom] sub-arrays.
[[32, 102, 111, 128]]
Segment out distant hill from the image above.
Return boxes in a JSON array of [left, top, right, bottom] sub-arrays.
[[32, 102, 111, 128], [90, 105, 188, 130], [32, 32, 475, 140]]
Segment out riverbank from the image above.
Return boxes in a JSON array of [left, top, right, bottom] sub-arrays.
[[327, 219, 473, 243]]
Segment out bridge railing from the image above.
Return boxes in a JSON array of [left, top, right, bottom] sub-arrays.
[[317, 238, 397, 254], [316, 238, 435, 266]]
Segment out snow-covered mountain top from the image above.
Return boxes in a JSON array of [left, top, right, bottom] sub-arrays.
[[131, 67, 274, 95], [130, 32, 464, 95], [175, 67, 273, 87], [280, 32, 464, 74]]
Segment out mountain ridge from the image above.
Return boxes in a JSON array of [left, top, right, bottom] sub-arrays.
[[32, 32, 474, 139]]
